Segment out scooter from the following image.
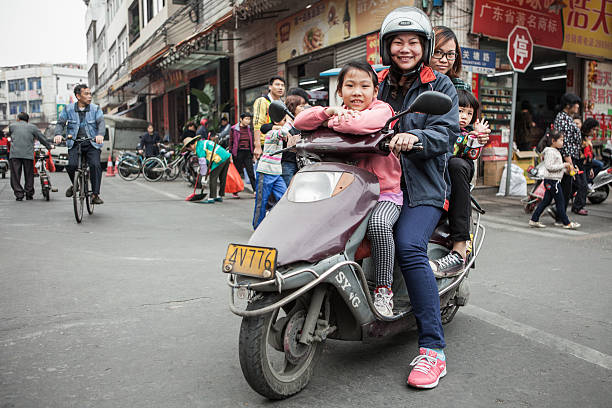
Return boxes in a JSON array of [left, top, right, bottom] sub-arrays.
[[223, 92, 486, 399], [587, 144, 612, 204]]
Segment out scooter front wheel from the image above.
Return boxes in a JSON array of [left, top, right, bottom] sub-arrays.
[[588, 185, 609, 204], [238, 295, 321, 400]]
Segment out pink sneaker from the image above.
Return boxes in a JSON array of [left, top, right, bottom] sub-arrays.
[[407, 348, 447, 389]]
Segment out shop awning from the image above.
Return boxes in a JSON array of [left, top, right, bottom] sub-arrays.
[[130, 45, 171, 78], [157, 11, 233, 71], [109, 72, 132, 93]]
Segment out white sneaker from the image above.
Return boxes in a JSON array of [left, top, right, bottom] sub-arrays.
[[528, 220, 546, 228], [374, 287, 394, 317]]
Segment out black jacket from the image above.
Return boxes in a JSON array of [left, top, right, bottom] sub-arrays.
[[139, 132, 161, 157], [378, 66, 460, 210]]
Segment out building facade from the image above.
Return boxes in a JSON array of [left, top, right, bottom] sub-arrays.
[[85, 0, 612, 144], [0, 63, 87, 130]]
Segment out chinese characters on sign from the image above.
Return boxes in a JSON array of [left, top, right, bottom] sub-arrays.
[[507, 26, 533, 72], [472, 0, 612, 59], [461, 47, 496, 74]]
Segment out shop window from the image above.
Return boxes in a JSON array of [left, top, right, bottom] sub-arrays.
[[97, 29, 106, 56], [9, 101, 27, 114], [8, 79, 26, 92], [30, 100, 42, 113], [0, 103, 6, 117], [0, 81, 5, 89], [28, 77, 42, 90]]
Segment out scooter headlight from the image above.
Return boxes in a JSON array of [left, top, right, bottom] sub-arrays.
[[287, 171, 354, 203]]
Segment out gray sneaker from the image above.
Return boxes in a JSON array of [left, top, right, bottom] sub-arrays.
[[65, 186, 73, 197], [373, 287, 394, 318], [430, 251, 465, 278], [91, 195, 104, 205]]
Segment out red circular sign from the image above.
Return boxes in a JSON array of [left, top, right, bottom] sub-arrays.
[[507, 26, 533, 73]]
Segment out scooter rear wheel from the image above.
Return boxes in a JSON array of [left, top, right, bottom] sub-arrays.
[[588, 185, 609, 204], [238, 295, 321, 400]]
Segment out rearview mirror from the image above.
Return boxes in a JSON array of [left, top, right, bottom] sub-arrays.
[[382, 91, 453, 131], [268, 100, 294, 123]]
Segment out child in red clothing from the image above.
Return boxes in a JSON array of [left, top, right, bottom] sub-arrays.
[[294, 61, 400, 317]]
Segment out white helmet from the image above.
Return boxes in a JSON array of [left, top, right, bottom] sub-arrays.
[[379, 7, 434, 66]]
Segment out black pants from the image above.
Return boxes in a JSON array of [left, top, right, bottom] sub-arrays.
[[10, 158, 34, 199], [67, 142, 102, 195], [448, 156, 474, 242], [209, 159, 230, 199], [233, 150, 256, 188], [560, 157, 587, 213], [532, 179, 570, 225]]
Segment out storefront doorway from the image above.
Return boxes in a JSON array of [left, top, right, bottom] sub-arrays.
[[288, 53, 334, 106]]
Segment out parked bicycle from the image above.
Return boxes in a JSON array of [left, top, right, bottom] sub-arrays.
[[116, 151, 145, 181], [34, 146, 58, 201], [142, 146, 184, 182], [68, 136, 96, 223]]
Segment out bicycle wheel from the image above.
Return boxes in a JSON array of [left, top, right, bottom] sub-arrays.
[[117, 157, 141, 181], [72, 173, 83, 223], [166, 160, 181, 181], [85, 173, 94, 215], [142, 157, 165, 182]]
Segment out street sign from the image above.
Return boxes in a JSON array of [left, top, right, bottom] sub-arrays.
[[461, 47, 496, 74], [507, 26, 533, 73]]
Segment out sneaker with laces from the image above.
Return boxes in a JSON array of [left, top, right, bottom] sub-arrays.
[[528, 220, 546, 228], [91, 195, 104, 205], [563, 221, 581, 229], [430, 251, 465, 278], [407, 348, 447, 389], [373, 286, 394, 317]]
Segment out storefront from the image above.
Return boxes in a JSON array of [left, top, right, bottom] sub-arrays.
[[275, 0, 410, 105], [239, 50, 279, 115], [472, 0, 612, 149]]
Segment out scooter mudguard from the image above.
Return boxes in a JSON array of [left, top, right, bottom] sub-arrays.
[[249, 162, 379, 267]]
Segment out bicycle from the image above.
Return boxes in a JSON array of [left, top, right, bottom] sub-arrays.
[[141, 146, 184, 182], [34, 146, 57, 201], [69, 137, 95, 223], [117, 151, 145, 181]]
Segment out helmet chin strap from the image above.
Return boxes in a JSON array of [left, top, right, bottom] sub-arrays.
[[400, 62, 423, 77]]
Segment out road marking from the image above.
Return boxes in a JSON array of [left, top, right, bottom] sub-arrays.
[[483, 220, 587, 238], [133, 181, 183, 200], [463, 304, 612, 371]]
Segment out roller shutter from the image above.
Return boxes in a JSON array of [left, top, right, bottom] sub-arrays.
[[335, 37, 367, 66], [239, 50, 278, 89]]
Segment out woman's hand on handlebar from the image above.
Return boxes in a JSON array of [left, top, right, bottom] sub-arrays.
[[389, 133, 419, 156]]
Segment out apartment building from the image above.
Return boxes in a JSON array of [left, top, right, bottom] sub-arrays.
[[0, 63, 87, 130]]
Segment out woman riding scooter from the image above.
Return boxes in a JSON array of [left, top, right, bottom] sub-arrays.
[[377, 7, 460, 389]]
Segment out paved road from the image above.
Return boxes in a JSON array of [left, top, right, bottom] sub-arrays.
[[1, 174, 611, 407]]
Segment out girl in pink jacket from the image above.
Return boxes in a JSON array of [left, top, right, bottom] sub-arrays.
[[294, 61, 401, 318]]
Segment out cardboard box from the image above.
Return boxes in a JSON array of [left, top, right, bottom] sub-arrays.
[[482, 147, 509, 156], [484, 160, 506, 186], [513, 150, 539, 184]]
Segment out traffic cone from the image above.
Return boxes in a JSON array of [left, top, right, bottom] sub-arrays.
[[114, 155, 119, 175], [105, 155, 115, 177]]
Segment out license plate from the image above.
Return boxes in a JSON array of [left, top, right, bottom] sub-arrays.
[[223, 244, 277, 278]]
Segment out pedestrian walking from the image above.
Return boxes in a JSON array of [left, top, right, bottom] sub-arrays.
[[8, 112, 52, 201], [229, 112, 256, 198], [529, 129, 580, 229], [253, 76, 285, 159], [54, 84, 105, 204], [217, 117, 231, 148], [138, 123, 161, 158], [553, 93, 588, 216]]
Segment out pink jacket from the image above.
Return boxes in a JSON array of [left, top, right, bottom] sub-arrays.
[[294, 99, 402, 202]]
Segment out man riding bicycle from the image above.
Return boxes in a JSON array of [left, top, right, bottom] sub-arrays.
[[54, 84, 105, 204]]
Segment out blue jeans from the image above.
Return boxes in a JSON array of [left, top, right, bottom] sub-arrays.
[[281, 161, 298, 187], [253, 172, 287, 229], [395, 203, 445, 349]]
